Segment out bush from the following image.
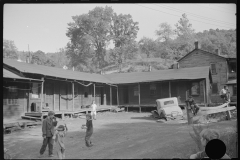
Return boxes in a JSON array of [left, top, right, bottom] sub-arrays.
[[189, 125, 238, 158]]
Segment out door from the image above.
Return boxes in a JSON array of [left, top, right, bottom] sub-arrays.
[[45, 82, 54, 110], [123, 86, 129, 104]]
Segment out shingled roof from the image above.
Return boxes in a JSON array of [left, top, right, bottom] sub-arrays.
[[3, 59, 212, 84], [104, 66, 212, 84], [3, 59, 112, 84], [3, 68, 43, 82]]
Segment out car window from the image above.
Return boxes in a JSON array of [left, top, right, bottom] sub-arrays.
[[163, 100, 175, 106]]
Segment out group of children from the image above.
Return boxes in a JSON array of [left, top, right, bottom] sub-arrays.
[[39, 99, 231, 159], [39, 100, 97, 159]]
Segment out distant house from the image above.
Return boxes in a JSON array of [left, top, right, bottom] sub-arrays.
[[177, 41, 237, 103]]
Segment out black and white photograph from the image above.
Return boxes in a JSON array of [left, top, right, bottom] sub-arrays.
[[3, 3, 237, 159]]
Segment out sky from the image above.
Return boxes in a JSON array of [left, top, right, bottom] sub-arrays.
[[3, 3, 236, 53]]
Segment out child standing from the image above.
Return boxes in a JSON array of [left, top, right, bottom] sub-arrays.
[[81, 113, 93, 147], [54, 124, 68, 159]]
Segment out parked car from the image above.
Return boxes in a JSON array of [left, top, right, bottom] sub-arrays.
[[155, 97, 183, 117]]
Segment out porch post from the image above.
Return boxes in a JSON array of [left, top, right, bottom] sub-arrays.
[[169, 81, 171, 97], [72, 82, 74, 111], [40, 77, 44, 113], [203, 80, 206, 107], [53, 83, 55, 111], [104, 85, 106, 105], [94, 83, 95, 102], [138, 83, 141, 113], [110, 85, 112, 106], [117, 86, 119, 106]]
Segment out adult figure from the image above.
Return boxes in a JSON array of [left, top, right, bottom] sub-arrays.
[[39, 111, 56, 158], [220, 85, 230, 103], [91, 100, 97, 120]]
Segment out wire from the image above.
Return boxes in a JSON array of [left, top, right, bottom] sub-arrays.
[[75, 81, 93, 87], [136, 4, 236, 29], [155, 4, 235, 26], [3, 80, 42, 84], [3, 84, 42, 90], [197, 4, 236, 15]]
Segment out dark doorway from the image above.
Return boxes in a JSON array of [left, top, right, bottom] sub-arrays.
[[123, 86, 129, 104]]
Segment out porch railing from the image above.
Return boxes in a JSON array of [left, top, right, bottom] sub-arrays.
[[228, 72, 236, 80]]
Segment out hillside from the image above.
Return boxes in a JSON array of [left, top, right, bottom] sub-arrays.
[[102, 58, 176, 74]]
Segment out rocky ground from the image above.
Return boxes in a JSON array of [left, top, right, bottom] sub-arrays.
[[4, 111, 237, 159]]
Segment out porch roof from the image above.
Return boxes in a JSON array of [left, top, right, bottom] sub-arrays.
[[3, 59, 112, 84], [3, 59, 212, 84], [104, 66, 212, 84], [3, 68, 43, 82]]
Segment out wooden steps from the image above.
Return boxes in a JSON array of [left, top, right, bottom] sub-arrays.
[[21, 115, 42, 121]]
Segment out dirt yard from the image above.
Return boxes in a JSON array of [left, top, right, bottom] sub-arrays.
[[4, 111, 237, 159]]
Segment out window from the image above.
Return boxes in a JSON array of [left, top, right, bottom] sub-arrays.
[[191, 82, 200, 95], [6, 86, 18, 105], [32, 83, 40, 98], [211, 63, 217, 74], [150, 83, 156, 96], [164, 100, 174, 105], [212, 83, 218, 94], [233, 85, 237, 96], [134, 86, 139, 96]]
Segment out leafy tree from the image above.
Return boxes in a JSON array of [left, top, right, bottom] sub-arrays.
[[109, 13, 139, 70], [138, 37, 157, 58], [31, 50, 47, 65], [155, 22, 175, 42], [66, 6, 114, 72], [3, 39, 18, 59]]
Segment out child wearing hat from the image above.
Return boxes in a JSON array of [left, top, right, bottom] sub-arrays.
[[81, 113, 93, 147], [190, 128, 230, 159], [39, 111, 56, 158], [54, 124, 68, 159]]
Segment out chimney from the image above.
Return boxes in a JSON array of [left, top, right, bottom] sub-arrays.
[[194, 41, 199, 49], [215, 49, 220, 56], [148, 65, 152, 72]]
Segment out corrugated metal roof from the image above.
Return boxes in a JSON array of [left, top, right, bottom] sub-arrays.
[[104, 66, 211, 84], [3, 59, 112, 84], [3, 59, 211, 84], [226, 79, 236, 85], [3, 68, 42, 81]]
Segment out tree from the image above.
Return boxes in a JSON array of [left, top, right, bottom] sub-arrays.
[[31, 50, 47, 65], [138, 37, 157, 58], [109, 13, 139, 70], [155, 22, 175, 42], [66, 6, 114, 72], [3, 39, 18, 59], [175, 13, 195, 40]]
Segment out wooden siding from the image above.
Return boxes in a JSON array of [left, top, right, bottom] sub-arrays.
[[179, 50, 228, 103], [118, 80, 206, 106], [3, 81, 28, 120]]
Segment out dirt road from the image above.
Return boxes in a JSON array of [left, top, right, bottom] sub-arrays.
[[4, 112, 236, 159]]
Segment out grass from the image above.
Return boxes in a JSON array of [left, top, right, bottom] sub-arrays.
[[189, 124, 238, 158]]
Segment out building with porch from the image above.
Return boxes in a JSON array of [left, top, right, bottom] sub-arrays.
[[3, 58, 212, 121], [176, 41, 236, 103]]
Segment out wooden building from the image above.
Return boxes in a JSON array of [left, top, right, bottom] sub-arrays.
[[3, 59, 117, 120], [177, 41, 236, 103], [3, 58, 212, 120], [3, 68, 43, 120], [105, 66, 213, 111]]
